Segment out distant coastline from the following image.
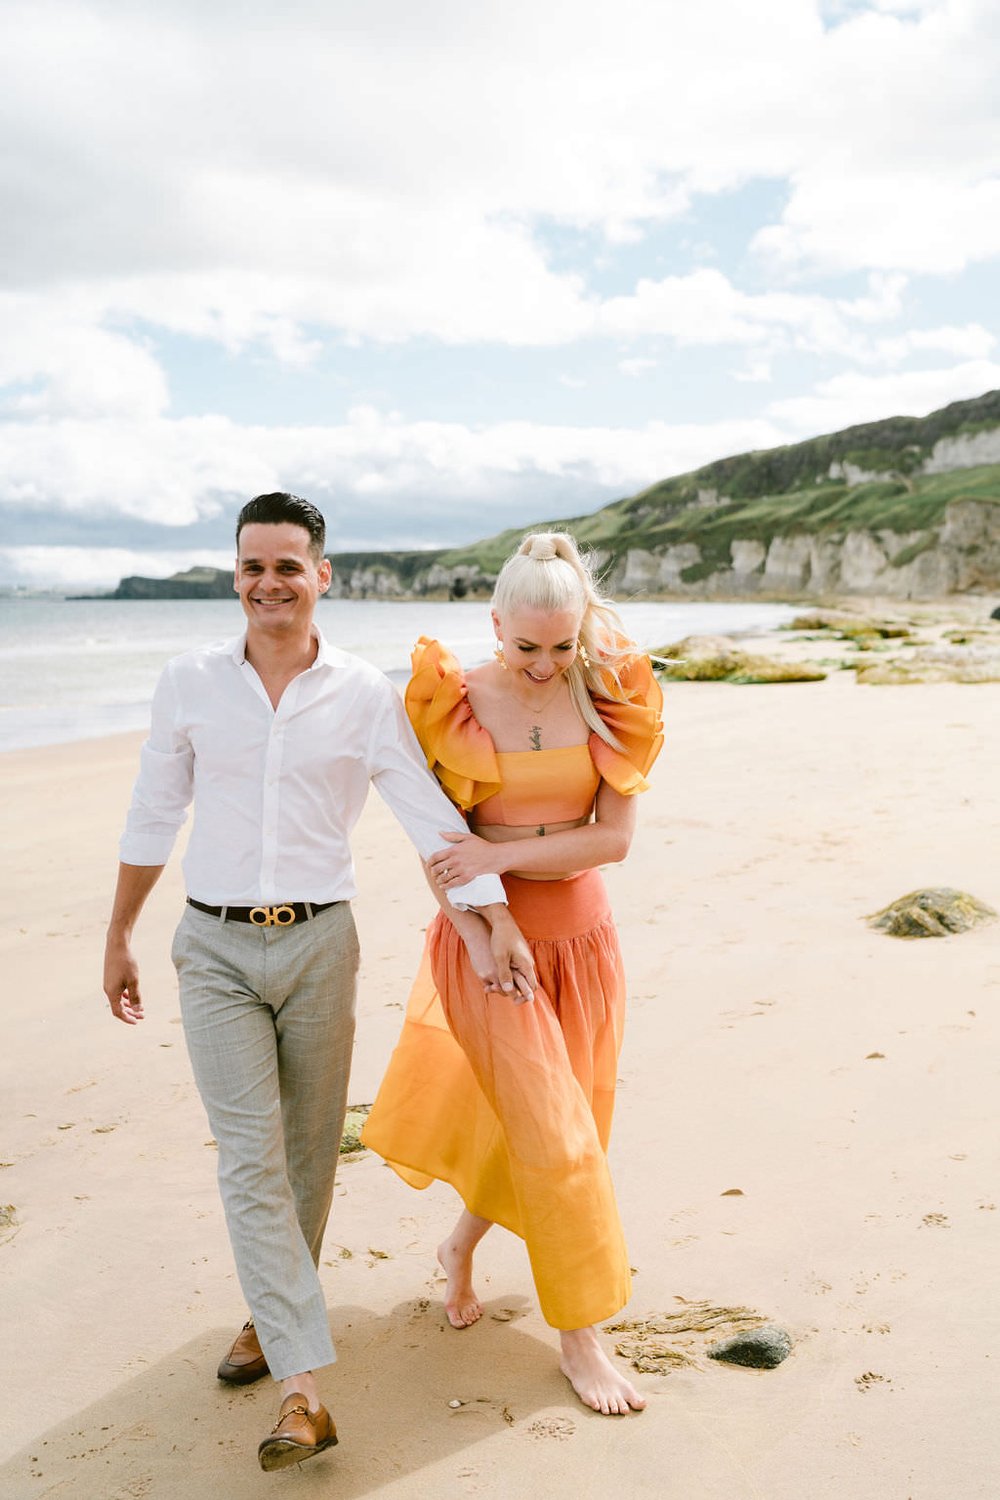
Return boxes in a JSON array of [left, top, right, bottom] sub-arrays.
[[37, 387, 1000, 607]]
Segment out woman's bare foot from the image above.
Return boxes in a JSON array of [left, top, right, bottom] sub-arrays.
[[559, 1326, 646, 1415], [436, 1236, 483, 1328], [436, 1210, 492, 1328]]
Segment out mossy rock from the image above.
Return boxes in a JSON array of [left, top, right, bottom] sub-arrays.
[[786, 610, 864, 632], [787, 611, 911, 640], [340, 1104, 372, 1154], [656, 637, 825, 684], [855, 649, 1000, 684], [943, 628, 994, 645], [659, 652, 826, 684], [867, 888, 997, 939]]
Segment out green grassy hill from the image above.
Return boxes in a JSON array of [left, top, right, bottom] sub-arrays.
[[105, 389, 1000, 599], [432, 389, 1000, 584]]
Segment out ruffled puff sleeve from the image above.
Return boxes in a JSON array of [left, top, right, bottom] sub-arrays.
[[588, 650, 664, 796], [404, 637, 502, 812]]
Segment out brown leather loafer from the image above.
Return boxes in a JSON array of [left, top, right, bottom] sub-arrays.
[[217, 1319, 269, 1384], [257, 1393, 338, 1471]]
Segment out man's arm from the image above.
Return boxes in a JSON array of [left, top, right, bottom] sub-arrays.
[[368, 687, 506, 908], [106, 661, 194, 1024], [368, 685, 536, 997], [103, 862, 165, 1024], [430, 782, 637, 887]]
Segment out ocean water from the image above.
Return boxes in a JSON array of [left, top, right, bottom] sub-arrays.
[[0, 596, 798, 752]]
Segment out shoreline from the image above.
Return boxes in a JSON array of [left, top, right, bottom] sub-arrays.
[[0, 596, 799, 755]]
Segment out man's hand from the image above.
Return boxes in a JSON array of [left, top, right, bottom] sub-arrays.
[[480, 907, 536, 1004], [103, 932, 145, 1025], [102, 863, 164, 1025]]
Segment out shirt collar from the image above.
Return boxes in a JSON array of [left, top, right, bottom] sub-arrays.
[[224, 624, 337, 670]]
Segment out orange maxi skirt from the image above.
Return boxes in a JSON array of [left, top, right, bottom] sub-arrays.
[[362, 869, 631, 1330]]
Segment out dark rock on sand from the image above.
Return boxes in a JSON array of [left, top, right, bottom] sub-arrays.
[[991, 605, 1000, 621], [867, 888, 997, 938], [706, 1325, 793, 1369]]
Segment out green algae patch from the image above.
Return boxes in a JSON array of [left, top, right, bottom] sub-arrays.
[[853, 647, 1000, 683], [866, 888, 997, 938], [787, 611, 912, 640], [657, 637, 826, 683], [340, 1104, 372, 1154]]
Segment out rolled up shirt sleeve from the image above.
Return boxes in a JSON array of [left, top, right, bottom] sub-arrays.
[[368, 683, 506, 911], [119, 661, 195, 866]]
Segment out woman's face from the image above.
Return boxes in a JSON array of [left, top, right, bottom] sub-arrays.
[[493, 605, 583, 686]]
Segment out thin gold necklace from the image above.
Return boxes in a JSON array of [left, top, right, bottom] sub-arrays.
[[507, 673, 566, 713]]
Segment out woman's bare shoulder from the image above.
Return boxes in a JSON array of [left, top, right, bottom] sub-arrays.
[[465, 661, 504, 693]]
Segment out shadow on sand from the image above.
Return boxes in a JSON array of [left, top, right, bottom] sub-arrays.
[[1, 1293, 584, 1499]]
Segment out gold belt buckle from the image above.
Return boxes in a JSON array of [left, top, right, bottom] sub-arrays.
[[248, 904, 297, 926]]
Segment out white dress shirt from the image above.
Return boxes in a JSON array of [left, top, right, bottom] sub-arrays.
[[119, 628, 505, 911]]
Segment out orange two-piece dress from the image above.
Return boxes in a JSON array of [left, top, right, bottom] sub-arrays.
[[363, 637, 664, 1331]]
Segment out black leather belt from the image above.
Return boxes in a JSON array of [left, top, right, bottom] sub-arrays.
[[186, 897, 339, 927]]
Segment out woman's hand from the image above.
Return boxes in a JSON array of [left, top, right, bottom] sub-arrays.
[[430, 830, 507, 888], [461, 920, 504, 994]]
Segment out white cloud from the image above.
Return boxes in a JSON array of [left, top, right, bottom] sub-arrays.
[[873, 324, 996, 364], [0, 293, 170, 419], [0, 406, 788, 541], [618, 358, 658, 378], [0, 0, 997, 564], [0, 0, 996, 363], [0, 545, 236, 591], [754, 173, 1000, 278], [600, 268, 927, 362], [767, 359, 1000, 435], [734, 359, 774, 384]]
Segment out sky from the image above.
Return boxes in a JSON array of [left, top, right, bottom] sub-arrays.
[[1, 0, 999, 590]]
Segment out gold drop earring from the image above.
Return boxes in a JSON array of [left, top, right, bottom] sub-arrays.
[[577, 641, 591, 669], [494, 641, 507, 670]]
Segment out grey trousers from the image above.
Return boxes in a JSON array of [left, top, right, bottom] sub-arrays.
[[172, 901, 359, 1381]]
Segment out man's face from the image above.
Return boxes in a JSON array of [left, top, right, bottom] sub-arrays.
[[234, 522, 332, 637]]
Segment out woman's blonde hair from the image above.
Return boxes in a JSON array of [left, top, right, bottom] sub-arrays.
[[492, 531, 637, 748]]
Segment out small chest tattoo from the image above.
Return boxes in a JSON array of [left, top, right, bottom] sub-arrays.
[[536, 824, 546, 837], [529, 724, 542, 750]]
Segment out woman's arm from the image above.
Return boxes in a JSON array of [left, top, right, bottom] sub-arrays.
[[429, 780, 636, 887], [419, 862, 534, 1003]]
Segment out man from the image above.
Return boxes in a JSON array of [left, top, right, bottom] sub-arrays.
[[103, 492, 535, 1473]]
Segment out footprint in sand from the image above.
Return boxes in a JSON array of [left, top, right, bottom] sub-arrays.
[[855, 1371, 891, 1393], [528, 1417, 576, 1440]]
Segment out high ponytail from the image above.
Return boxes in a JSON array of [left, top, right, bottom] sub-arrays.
[[492, 531, 639, 750]]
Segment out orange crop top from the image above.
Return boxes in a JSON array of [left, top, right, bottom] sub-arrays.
[[405, 637, 664, 826]]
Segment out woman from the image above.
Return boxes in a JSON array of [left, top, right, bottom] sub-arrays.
[[363, 532, 663, 1415]]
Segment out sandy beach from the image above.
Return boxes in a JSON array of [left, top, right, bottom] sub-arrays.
[[2, 647, 999, 1498]]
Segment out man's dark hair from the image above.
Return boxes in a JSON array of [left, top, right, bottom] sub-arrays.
[[236, 493, 327, 561]]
